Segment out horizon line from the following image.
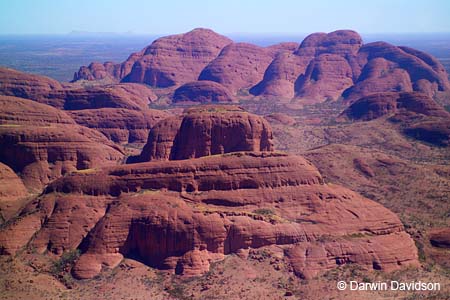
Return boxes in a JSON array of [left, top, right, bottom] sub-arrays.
[[1, 31, 450, 37]]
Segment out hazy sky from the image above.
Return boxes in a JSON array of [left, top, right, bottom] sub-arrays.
[[1, 0, 449, 35]]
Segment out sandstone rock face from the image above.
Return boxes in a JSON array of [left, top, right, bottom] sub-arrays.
[[343, 42, 450, 101], [340, 92, 450, 121], [0, 96, 124, 190], [341, 57, 414, 101], [295, 53, 354, 101], [0, 68, 157, 110], [0, 125, 123, 190], [0, 104, 418, 279], [0, 95, 75, 125], [132, 116, 183, 162], [250, 51, 311, 99], [292, 30, 362, 101], [73, 61, 123, 82], [119, 28, 232, 87], [136, 106, 273, 162], [252, 30, 363, 100], [265, 113, 296, 126], [403, 120, 450, 147], [429, 228, 450, 248], [0, 212, 42, 255], [68, 108, 169, 144], [32, 151, 417, 279], [199, 43, 274, 94], [266, 42, 299, 57], [72, 29, 450, 103], [63, 83, 157, 110], [30, 194, 113, 255], [286, 232, 416, 278], [0, 68, 166, 144], [173, 81, 236, 104], [0, 162, 27, 222], [296, 30, 363, 57], [0, 67, 65, 107], [49, 152, 323, 196], [0, 163, 27, 202]]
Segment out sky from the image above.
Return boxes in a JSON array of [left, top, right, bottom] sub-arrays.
[[0, 0, 449, 35]]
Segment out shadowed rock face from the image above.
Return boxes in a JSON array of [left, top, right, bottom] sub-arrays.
[[429, 228, 450, 248], [340, 92, 450, 121], [173, 81, 236, 104], [403, 120, 450, 147], [72, 28, 449, 103], [135, 105, 274, 162], [339, 92, 450, 147]]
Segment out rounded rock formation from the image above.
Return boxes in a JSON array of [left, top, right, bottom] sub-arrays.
[[173, 81, 236, 104], [135, 105, 274, 162], [340, 92, 450, 121], [121, 28, 232, 87], [198, 43, 274, 94]]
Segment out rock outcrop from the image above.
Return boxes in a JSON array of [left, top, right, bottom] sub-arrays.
[[340, 92, 450, 121], [250, 51, 311, 99], [62, 83, 157, 111], [343, 42, 450, 101], [135, 105, 273, 162], [0, 68, 167, 144], [33, 151, 417, 279], [0, 162, 28, 222], [295, 53, 354, 101], [403, 120, 450, 147], [0, 103, 419, 280], [339, 92, 450, 147], [68, 108, 169, 144], [0, 68, 157, 110], [0, 67, 65, 107], [72, 29, 450, 103], [75, 28, 232, 87], [199, 43, 274, 94], [429, 228, 450, 248], [173, 81, 236, 104], [0, 96, 124, 190], [0, 95, 75, 125], [252, 30, 363, 100]]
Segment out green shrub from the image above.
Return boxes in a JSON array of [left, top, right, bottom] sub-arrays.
[[253, 208, 274, 216], [51, 249, 80, 275]]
